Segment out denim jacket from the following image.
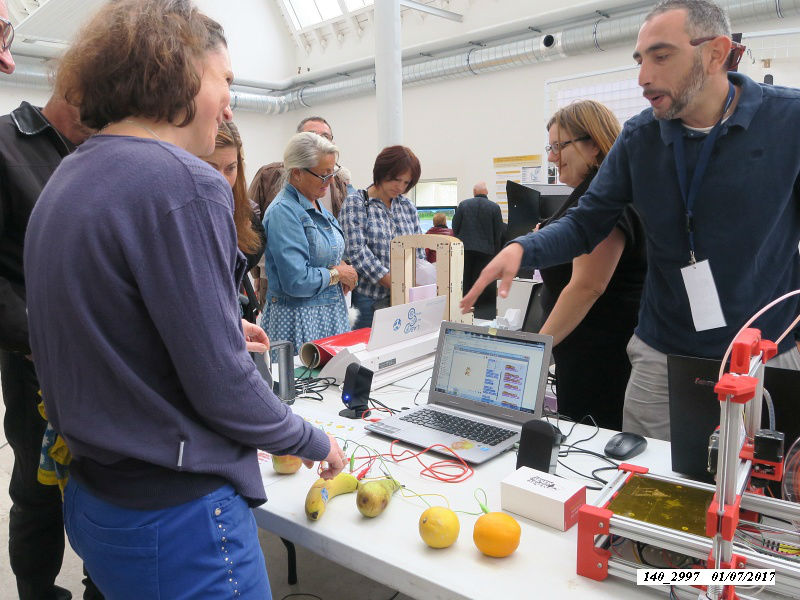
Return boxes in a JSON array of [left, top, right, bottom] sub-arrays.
[[263, 184, 345, 307]]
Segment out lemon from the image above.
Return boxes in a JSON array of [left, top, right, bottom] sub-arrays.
[[419, 506, 460, 548], [473, 512, 521, 558]]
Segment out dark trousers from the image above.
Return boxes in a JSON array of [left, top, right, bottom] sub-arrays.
[[552, 326, 632, 431], [463, 250, 496, 318], [0, 351, 103, 600], [1, 350, 65, 599]]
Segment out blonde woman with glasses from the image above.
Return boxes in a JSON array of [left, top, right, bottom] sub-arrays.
[[537, 100, 646, 430]]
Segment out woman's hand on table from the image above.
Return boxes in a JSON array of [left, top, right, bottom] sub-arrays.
[[242, 319, 270, 353], [302, 433, 346, 480]]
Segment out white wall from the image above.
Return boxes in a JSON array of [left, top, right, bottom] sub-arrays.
[[0, 82, 50, 115], [196, 0, 297, 83], [276, 44, 639, 201]]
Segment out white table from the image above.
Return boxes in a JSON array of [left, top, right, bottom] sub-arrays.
[[252, 372, 675, 600]]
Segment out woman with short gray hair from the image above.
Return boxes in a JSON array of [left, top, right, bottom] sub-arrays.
[[261, 131, 358, 351]]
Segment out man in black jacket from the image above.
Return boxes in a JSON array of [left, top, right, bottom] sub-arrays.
[[0, 96, 94, 599], [453, 182, 504, 318]]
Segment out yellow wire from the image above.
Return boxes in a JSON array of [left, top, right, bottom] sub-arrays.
[[400, 487, 450, 509]]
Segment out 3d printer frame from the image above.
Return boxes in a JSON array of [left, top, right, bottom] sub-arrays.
[[577, 328, 800, 599]]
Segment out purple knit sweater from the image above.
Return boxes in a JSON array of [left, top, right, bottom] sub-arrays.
[[24, 135, 329, 509]]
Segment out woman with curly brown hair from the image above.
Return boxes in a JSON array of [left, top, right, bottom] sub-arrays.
[[23, 1, 344, 597]]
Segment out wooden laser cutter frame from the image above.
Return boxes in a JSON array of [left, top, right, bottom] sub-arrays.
[[389, 234, 472, 324]]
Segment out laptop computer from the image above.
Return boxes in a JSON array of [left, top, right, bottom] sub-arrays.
[[365, 322, 553, 464], [668, 354, 800, 485]]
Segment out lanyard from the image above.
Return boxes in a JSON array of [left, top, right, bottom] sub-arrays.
[[672, 82, 735, 265]]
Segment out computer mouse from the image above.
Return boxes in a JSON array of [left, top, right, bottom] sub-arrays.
[[604, 432, 647, 460]]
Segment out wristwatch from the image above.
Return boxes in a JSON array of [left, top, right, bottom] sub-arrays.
[[329, 268, 340, 286]]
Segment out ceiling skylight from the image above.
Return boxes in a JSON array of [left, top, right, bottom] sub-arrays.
[[281, 0, 375, 30]]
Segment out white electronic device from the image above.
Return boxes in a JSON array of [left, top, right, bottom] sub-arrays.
[[319, 295, 446, 388]]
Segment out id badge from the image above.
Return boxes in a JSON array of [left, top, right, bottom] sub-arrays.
[[680, 259, 727, 332]]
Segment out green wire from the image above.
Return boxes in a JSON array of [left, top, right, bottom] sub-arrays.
[[453, 488, 490, 516]]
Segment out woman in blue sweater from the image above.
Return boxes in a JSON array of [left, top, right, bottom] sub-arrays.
[[23, 2, 344, 597]]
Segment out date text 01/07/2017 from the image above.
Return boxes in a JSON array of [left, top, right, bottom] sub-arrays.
[[636, 569, 776, 586]]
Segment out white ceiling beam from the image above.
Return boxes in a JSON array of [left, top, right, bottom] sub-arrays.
[[335, 0, 349, 16], [398, 0, 463, 22]]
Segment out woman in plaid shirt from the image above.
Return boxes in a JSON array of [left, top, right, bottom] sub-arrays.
[[340, 146, 424, 330]]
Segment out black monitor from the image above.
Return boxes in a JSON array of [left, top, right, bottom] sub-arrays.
[[667, 354, 800, 486], [531, 183, 572, 220], [506, 181, 572, 240], [505, 181, 540, 240], [521, 282, 546, 334], [506, 181, 573, 279]]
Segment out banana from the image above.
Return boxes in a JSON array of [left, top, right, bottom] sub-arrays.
[[304, 472, 358, 521], [356, 477, 402, 518]]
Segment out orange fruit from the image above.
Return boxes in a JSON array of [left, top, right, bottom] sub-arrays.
[[419, 507, 460, 548], [472, 512, 521, 557]]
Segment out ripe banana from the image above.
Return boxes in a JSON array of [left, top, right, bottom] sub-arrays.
[[356, 477, 402, 518], [304, 472, 358, 521]]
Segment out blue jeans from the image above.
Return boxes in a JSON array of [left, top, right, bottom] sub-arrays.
[[351, 290, 383, 330], [63, 480, 271, 599]]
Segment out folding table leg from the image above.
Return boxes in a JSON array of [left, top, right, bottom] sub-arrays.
[[280, 537, 298, 585]]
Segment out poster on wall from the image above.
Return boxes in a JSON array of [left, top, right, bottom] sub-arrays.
[[492, 155, 542, 222]]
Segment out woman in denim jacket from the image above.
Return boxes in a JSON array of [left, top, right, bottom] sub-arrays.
[[261, 132, 358, 352]]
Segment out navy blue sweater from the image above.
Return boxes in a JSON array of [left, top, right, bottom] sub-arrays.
[[515, 72, 800, 358], [24, 135, 329, 508]]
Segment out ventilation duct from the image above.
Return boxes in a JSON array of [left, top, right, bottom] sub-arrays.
[[3, 62, 51, 88], [6, 0, 800, 113], [239, 0, 800, 114]]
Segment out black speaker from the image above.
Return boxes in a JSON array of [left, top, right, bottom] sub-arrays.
[[516, 419, 565, 473], [340, 363, 373, 419]]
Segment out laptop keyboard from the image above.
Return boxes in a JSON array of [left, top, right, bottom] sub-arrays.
[[399, 409, 516, 446]]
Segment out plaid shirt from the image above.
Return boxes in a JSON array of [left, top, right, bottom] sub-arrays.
[[341, 190, 424, 300]]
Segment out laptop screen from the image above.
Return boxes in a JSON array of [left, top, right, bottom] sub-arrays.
[[434, 327, 546, 414]]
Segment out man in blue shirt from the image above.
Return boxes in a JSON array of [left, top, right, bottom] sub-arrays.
[[462, 0, 800, 440]]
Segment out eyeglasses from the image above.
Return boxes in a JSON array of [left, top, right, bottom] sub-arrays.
[[545, 136, 590, 155], [689, 36, 746, 71], [1, 17, 14, 52], [304, 164, 341, 184]]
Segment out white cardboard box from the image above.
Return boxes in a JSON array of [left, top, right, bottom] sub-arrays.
[[500, 466, 586, 531]]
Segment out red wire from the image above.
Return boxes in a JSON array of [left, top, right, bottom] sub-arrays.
[[343, 442, 474, 483], [360, 406, 393, 423], [385, 440, 474, 483]]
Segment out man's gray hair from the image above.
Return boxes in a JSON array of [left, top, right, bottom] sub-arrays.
[[296, 116, 331, 134], [646, 0, 731, 39], [283, 131, 338, 179]]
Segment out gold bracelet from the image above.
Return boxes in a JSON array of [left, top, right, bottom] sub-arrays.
[[329, 268, 340, 286]]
